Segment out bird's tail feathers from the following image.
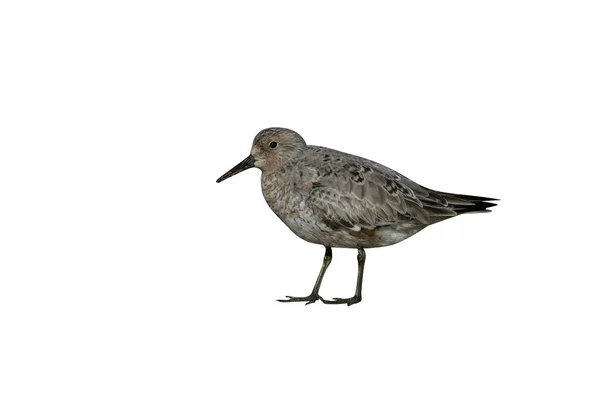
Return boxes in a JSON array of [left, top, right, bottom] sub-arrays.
[[437, 192, 499, 215]]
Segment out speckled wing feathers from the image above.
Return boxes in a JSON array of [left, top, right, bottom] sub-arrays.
[[304, 146, 459, 230]]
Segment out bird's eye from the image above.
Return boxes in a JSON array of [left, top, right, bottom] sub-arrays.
[[269, 141, 278, 149]]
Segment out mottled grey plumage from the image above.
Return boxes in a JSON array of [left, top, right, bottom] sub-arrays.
[[217, 127, 497, 305]]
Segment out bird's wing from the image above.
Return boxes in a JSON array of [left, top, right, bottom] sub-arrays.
[[304, 147, 457, 229]]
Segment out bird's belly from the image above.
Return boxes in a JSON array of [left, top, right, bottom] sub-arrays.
[[280, 216, 424, 249], [326, 224, 424, 248]]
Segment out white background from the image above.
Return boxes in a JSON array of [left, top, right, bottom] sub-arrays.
[[1, 1, 599, 399]]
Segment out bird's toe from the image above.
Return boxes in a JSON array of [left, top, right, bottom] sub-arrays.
[[322, 296, 362, 306], [277, 294, 322, 305]]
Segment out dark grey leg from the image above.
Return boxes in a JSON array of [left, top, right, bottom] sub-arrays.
[[278, 246, 332, 305], [322, 248, 365, 306]]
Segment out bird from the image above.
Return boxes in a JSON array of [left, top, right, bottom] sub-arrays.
[[216, 127, 498, 305]]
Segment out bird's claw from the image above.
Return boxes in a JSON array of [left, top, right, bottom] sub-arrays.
[[277, 294, 323, 305], [321, 296, 362, 306]]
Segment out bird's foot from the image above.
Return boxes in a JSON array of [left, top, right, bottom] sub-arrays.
[[322, 295, 362, 306], [277, 293, 323, 305]]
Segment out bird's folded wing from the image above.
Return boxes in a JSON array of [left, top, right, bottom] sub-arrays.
[[305, 149, 457, 229]]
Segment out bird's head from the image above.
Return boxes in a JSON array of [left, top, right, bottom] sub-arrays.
[[216, 127, 307, 183]]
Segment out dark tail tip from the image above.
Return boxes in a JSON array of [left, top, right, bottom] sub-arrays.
[[438, 192, 500, 215], [455, 200, 498, 214]]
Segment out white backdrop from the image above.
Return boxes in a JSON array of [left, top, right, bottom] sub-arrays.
[[1, 1, 599, 399]]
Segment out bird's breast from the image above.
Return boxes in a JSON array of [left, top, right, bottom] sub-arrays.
[[261, 173, 305, 218]]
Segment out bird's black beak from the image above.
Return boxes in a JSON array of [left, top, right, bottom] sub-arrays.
[[216, 155, 255, 183]]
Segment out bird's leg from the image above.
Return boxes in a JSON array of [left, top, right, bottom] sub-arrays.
[[277, 246, 332, 305], [322, 248, 365, 306]]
